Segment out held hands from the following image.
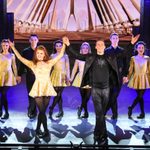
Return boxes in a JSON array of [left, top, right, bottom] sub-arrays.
[[131, 34, 140, 45], [123, 77, 129, 84], [62, 36, 70, 46]]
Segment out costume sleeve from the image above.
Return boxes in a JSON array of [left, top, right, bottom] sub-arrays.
[[127, 57, 134, 80], [68, 46, 87, 61]]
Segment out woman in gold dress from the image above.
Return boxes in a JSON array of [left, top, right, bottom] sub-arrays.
[[0, 39, 18, 119], [9, 38, 67, 138], [127, 41, 150, 119], [70, 42, 91, 118], [49, 40, 70, 118]]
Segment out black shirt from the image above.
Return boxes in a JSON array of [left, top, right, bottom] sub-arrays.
[[92, 54, 110, 88]]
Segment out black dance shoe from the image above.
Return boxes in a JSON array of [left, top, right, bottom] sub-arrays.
[[49, 107, 53, 118], [137, 114, 145, 119], [0, 111, 2, 118], [77, 106, 82, 118], [81, 112, 89, 118], [128, 106, 132, 119], [56, 111, 64, 118], [1, 113, 9, 119], [111, 115, 118, 120]]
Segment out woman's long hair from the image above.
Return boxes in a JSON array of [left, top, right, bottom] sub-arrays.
[[33, 45, 50, 64]]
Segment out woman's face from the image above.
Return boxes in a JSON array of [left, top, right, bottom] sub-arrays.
[[80, 45, 90, 54], [55, 43, 62, 52], [137, 44, 145, 55], [36, 49, 45, 61], [1, 42, 10, 52]]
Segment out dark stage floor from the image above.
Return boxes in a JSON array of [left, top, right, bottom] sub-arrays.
[[0, 76, 150, 149]]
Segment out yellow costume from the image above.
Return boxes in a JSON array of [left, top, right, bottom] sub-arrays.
[[0, 53, 17, 86], [50, 53, 70, 87], [11, 45, 65, 98], [128, 56, 150, 89], [71, 60, 85, 87]]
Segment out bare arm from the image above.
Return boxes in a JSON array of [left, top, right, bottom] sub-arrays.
[[48, 44, 66, 66], [70, 60, 79, 82], [65, 54, 70, 80], [9, 40, 33, 69]]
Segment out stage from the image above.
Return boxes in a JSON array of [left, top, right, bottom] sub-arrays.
[[0, 76, 150, 149]]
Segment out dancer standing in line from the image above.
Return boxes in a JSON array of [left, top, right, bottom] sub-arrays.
[[70, 42, 91, 118], [49, 40, 70, 118], [105, 33, 140, 119], [0, 39, 18, 119], [8, 38, 67, 138], [125, 41, 150, 119], [18, 34, 39, 119], [66, 34, 139, 146]]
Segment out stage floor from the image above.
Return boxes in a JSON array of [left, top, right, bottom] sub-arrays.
[[0, 76, 150, 149]]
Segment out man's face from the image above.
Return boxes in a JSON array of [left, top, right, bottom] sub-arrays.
[[95, 40, 106, 54], [29, 36, 39, 49], [110, 35, 119, 46]]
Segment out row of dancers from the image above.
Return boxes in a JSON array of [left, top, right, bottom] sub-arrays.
[[0, 33, 149, 145]]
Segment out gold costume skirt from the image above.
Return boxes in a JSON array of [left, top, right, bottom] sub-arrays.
[[50, 70, 68, 87], [128, 74, 150, 89], [0, 71, 17, 86]]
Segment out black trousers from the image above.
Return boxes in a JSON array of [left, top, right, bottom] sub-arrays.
[[26, 73, 36, 115], [106, 86, 121, 117], [92, 87, 109, 140]]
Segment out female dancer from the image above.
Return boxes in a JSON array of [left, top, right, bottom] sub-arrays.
[[49, 40, 70, 118], [0, 39, 18, 119], [70, 42, 91, 118], [8, 38, 67, 138], [127, 41, 150, 119]]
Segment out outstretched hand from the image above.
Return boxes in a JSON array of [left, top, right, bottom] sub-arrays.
[[131, 34, 140, 45], [62, 36, 70, 46]]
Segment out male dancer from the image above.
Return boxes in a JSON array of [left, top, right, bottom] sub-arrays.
[[18, 34, 39, 119]]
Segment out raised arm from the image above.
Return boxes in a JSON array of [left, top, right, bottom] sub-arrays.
[[8, 40, 33, 68], [70, 59, 79, 82], [65, 54, 70, 81]]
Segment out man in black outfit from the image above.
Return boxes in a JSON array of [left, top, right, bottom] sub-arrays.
[[66, 35, 139, 146], [18, 34, 39, 119], [105, 33, 139, 119]]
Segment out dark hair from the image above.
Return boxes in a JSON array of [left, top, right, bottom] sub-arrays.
[[134, 41, 146, 50], [33, 45, 50, 64], [109, 32, 119, 39], [29, 34, 39, 39], [53, 40, 63, 53], [134, 41, 146, 55]]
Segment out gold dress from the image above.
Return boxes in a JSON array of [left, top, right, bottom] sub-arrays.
[[11, 45, 65, 98], [128, 55, 150, 89], [0, 53, 17, 86], [50, 53, 70, 87], [72, 60, 85, 87]]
